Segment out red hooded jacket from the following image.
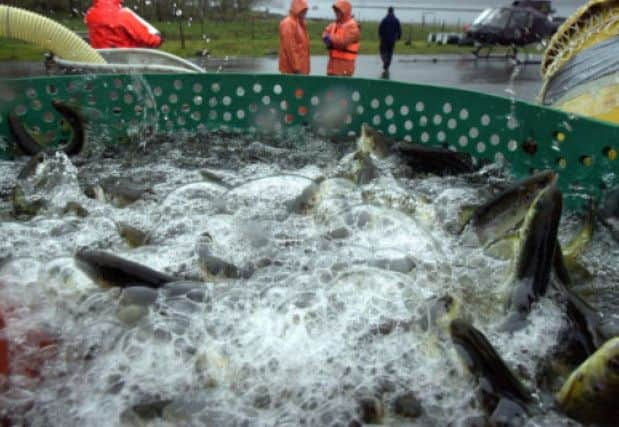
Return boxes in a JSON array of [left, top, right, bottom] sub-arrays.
[[322, 0, 361, 76], [84, 0, 162, 49], [279, 0, 310, 74]]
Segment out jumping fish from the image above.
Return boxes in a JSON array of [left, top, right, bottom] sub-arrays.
[[501, 183, 562, 332], [556, 337, 619, 426], [358, 123, 477, 175], [450, 319, 532, 424], [74, 249, 177, 289], [461, 170, 558, 246]]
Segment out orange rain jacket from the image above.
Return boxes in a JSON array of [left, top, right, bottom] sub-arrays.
[[322, 0, 361, 76], [85, 0, 162, 49], [279, 0, 310, 74]]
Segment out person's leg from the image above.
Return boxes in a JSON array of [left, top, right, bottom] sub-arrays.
[[384, 43, 395, 70], [379, 41, 388, 70]]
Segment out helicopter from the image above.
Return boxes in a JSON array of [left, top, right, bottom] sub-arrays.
[[459, 1, 564, 59]]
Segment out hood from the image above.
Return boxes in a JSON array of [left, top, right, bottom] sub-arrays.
[[333, 0, 352, 21], [289, 0, 308, 17], [92, 0, 122, 8]]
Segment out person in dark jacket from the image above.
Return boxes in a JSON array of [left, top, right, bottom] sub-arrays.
[[378, 7, 401, 76]]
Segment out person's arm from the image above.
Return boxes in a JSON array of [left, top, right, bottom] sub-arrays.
[[396, 19, 402, 40], [280, 20, 303, 73], [120, 8, 163, 48], [329, 21, 360, 50]]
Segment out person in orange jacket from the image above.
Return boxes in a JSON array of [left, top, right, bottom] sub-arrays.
[[84, 0, 163, 49], [321, 0, 361, 76], [279, 0, 310, 75]]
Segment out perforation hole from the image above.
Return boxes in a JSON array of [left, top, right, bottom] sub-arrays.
[[262, 96, 271, 105], [388, 124, 397, 135], [236, 87, 245, 97], [437, 131, 446, 142], [490, 134, 500, 146], [211, 83, 221, 93], [603, 146, 617, 160], [223, 96, 232, 106], [352, 91, 361, 102], [209, 97, 218, 107], [124, 93, 134, 104], [443, 103, 452, 114], [507, 116, 519, 129], [416, 102, 424, 112], [385, 109, 394, 120], [580, 155, 593, 167], [481, 114, 491, 126], [447, 118, 457, 129], [400, 105, 409, 115], [476, 142, 486, 153], [385, 95, 394, 106], [458, 135, 468, 147], [194, 96, 203, 106], [153, 87, 163, 97], [273, 84, 282, 95], [419, 116, 428, 127], [192, 83, 203, 93], [371, 99, 380, 109], [557, 157, 567, 169], [459, 108, 469, 120], [404, 120, 413, 130], [508, 139, 518, 151], [433, 114, 442, 125], [421, 132, 430, 143], [372, 115, 381, 125], [468, 127, 479, 139], [237, 110, 245, 119]]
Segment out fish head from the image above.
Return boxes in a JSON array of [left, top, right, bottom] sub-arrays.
[[358, 124, 393, 158]]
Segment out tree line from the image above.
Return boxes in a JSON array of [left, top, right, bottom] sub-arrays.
[[5, 0, 266, 21]]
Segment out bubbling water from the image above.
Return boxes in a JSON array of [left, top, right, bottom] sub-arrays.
[[0, 131, 613, 426]]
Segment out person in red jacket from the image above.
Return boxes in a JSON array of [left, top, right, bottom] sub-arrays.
[[84, 0, 163, 49], [321, 0, 361, 76], [279, 0, 310, 75]]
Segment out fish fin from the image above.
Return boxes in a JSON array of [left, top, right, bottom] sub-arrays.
[[457, 205, 477, 232], [484, 233, 519, 260]]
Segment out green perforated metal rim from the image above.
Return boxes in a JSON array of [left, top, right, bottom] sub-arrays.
[[1, 73, 618, 211]]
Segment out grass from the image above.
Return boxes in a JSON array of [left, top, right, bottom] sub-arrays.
[[0, 14, 540, 61]]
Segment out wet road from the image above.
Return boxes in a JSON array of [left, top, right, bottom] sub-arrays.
[[1, 53, 544, 102], [202, 53, 544, 101]]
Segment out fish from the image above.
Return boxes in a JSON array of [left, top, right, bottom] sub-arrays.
[[352, 151, 379, 185], [74, 249, 177, 289], [85, 178, 154, 208], [9, 101, 85, 156], [556, 337, 619, 426], [357, 123, 395, 158], [196, 245, 253, 280], [598, 186, 619, 242], [116, 222, 150, 248], [358, 124, 477, 175], [11, 184, 47, 218], [461, 170, 558, 246], [17, 152, 48, 180], [450, 319, 532, 424], [501, 183, 562, 332]]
